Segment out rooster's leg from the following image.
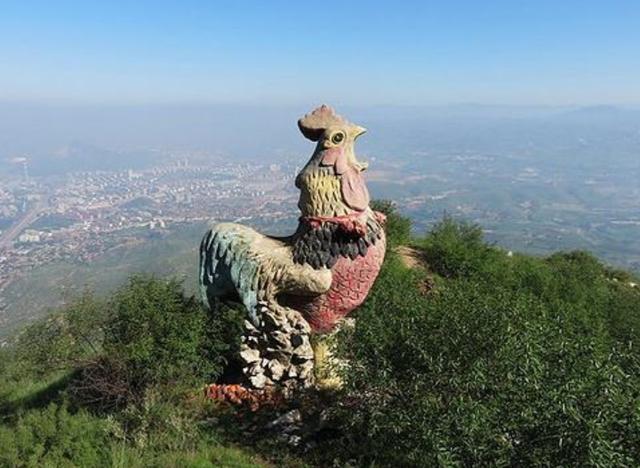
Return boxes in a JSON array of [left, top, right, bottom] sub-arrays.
[[311, 318, 355, 390], [311, 334, 341, 390]]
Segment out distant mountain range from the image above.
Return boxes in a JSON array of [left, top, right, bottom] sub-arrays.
[[1, 103, 639, 176]]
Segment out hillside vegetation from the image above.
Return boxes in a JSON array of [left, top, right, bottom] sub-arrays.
[[1, 204, 639, 467]]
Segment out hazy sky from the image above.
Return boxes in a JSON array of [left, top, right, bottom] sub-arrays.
[[2, 1, 639, 106]]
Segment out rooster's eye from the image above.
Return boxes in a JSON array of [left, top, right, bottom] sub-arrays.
[[331, 132, 345, 144]]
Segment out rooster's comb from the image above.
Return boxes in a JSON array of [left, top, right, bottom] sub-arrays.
[[298, 105, 350, 142]]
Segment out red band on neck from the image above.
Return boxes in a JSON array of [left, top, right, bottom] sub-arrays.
[[300, 211, 367, 236]]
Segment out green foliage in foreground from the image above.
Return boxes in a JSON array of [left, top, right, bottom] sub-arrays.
[[371, 199, 412, 247], [1, 209, 639, 467], [333, 215, 640, 466], [0, 403, 110, 467], [0, 398, 262, 468], [96, 276, 223, 406], [0, 276, 255, 468]]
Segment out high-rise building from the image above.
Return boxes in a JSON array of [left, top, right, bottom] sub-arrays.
[[21, 157, 29, 184]]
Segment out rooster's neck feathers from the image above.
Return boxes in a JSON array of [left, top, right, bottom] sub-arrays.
[[292, 213, 384, 269]]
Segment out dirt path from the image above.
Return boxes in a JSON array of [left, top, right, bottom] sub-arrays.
[[396, 245, 423, 269]]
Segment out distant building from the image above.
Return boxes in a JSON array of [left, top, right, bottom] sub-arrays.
[[148, 218, 166, 229], [127, 169, 142, 180], [22, 159, 30, 184], [18, 229, 41, 243]]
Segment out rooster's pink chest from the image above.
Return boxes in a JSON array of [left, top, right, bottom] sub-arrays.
[[296, 236, 386, 333]]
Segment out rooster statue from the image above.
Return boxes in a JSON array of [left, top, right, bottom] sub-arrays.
[[200, 105, 386, 390]]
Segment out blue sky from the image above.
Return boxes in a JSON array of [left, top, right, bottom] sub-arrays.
[[1, 1, 639, 106]]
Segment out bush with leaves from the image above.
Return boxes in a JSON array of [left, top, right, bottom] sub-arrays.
[[419, 215, 500, 278], [331, 218, 640, 466], [0, 403, 111, 467], [0, 276, 256, 466], [11, 292, 106, 377], [68, 275, 232, 410], [104, 276, 217, 384], [0, 398, 263, 468], [371, 199, 412, 247]]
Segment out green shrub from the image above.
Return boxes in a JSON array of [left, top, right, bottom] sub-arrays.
[[68, 276, 226, 409], [332, 220, 640, 466], [0, 399, 262, 468], [0, 403, 111, 467], [107, 388, 204, 452], [103, 276, 215, 385], [605, 280, 640, 350], [11, 292, 106, 377], [371, 199, 412, 247], [420, 215, 499, 278]]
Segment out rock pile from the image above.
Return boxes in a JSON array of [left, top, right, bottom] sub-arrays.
[[240, 303, 315, 391]]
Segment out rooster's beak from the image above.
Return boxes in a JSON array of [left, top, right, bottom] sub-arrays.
[[354, 125, 367, 138], [356, 161, 369, 172]]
